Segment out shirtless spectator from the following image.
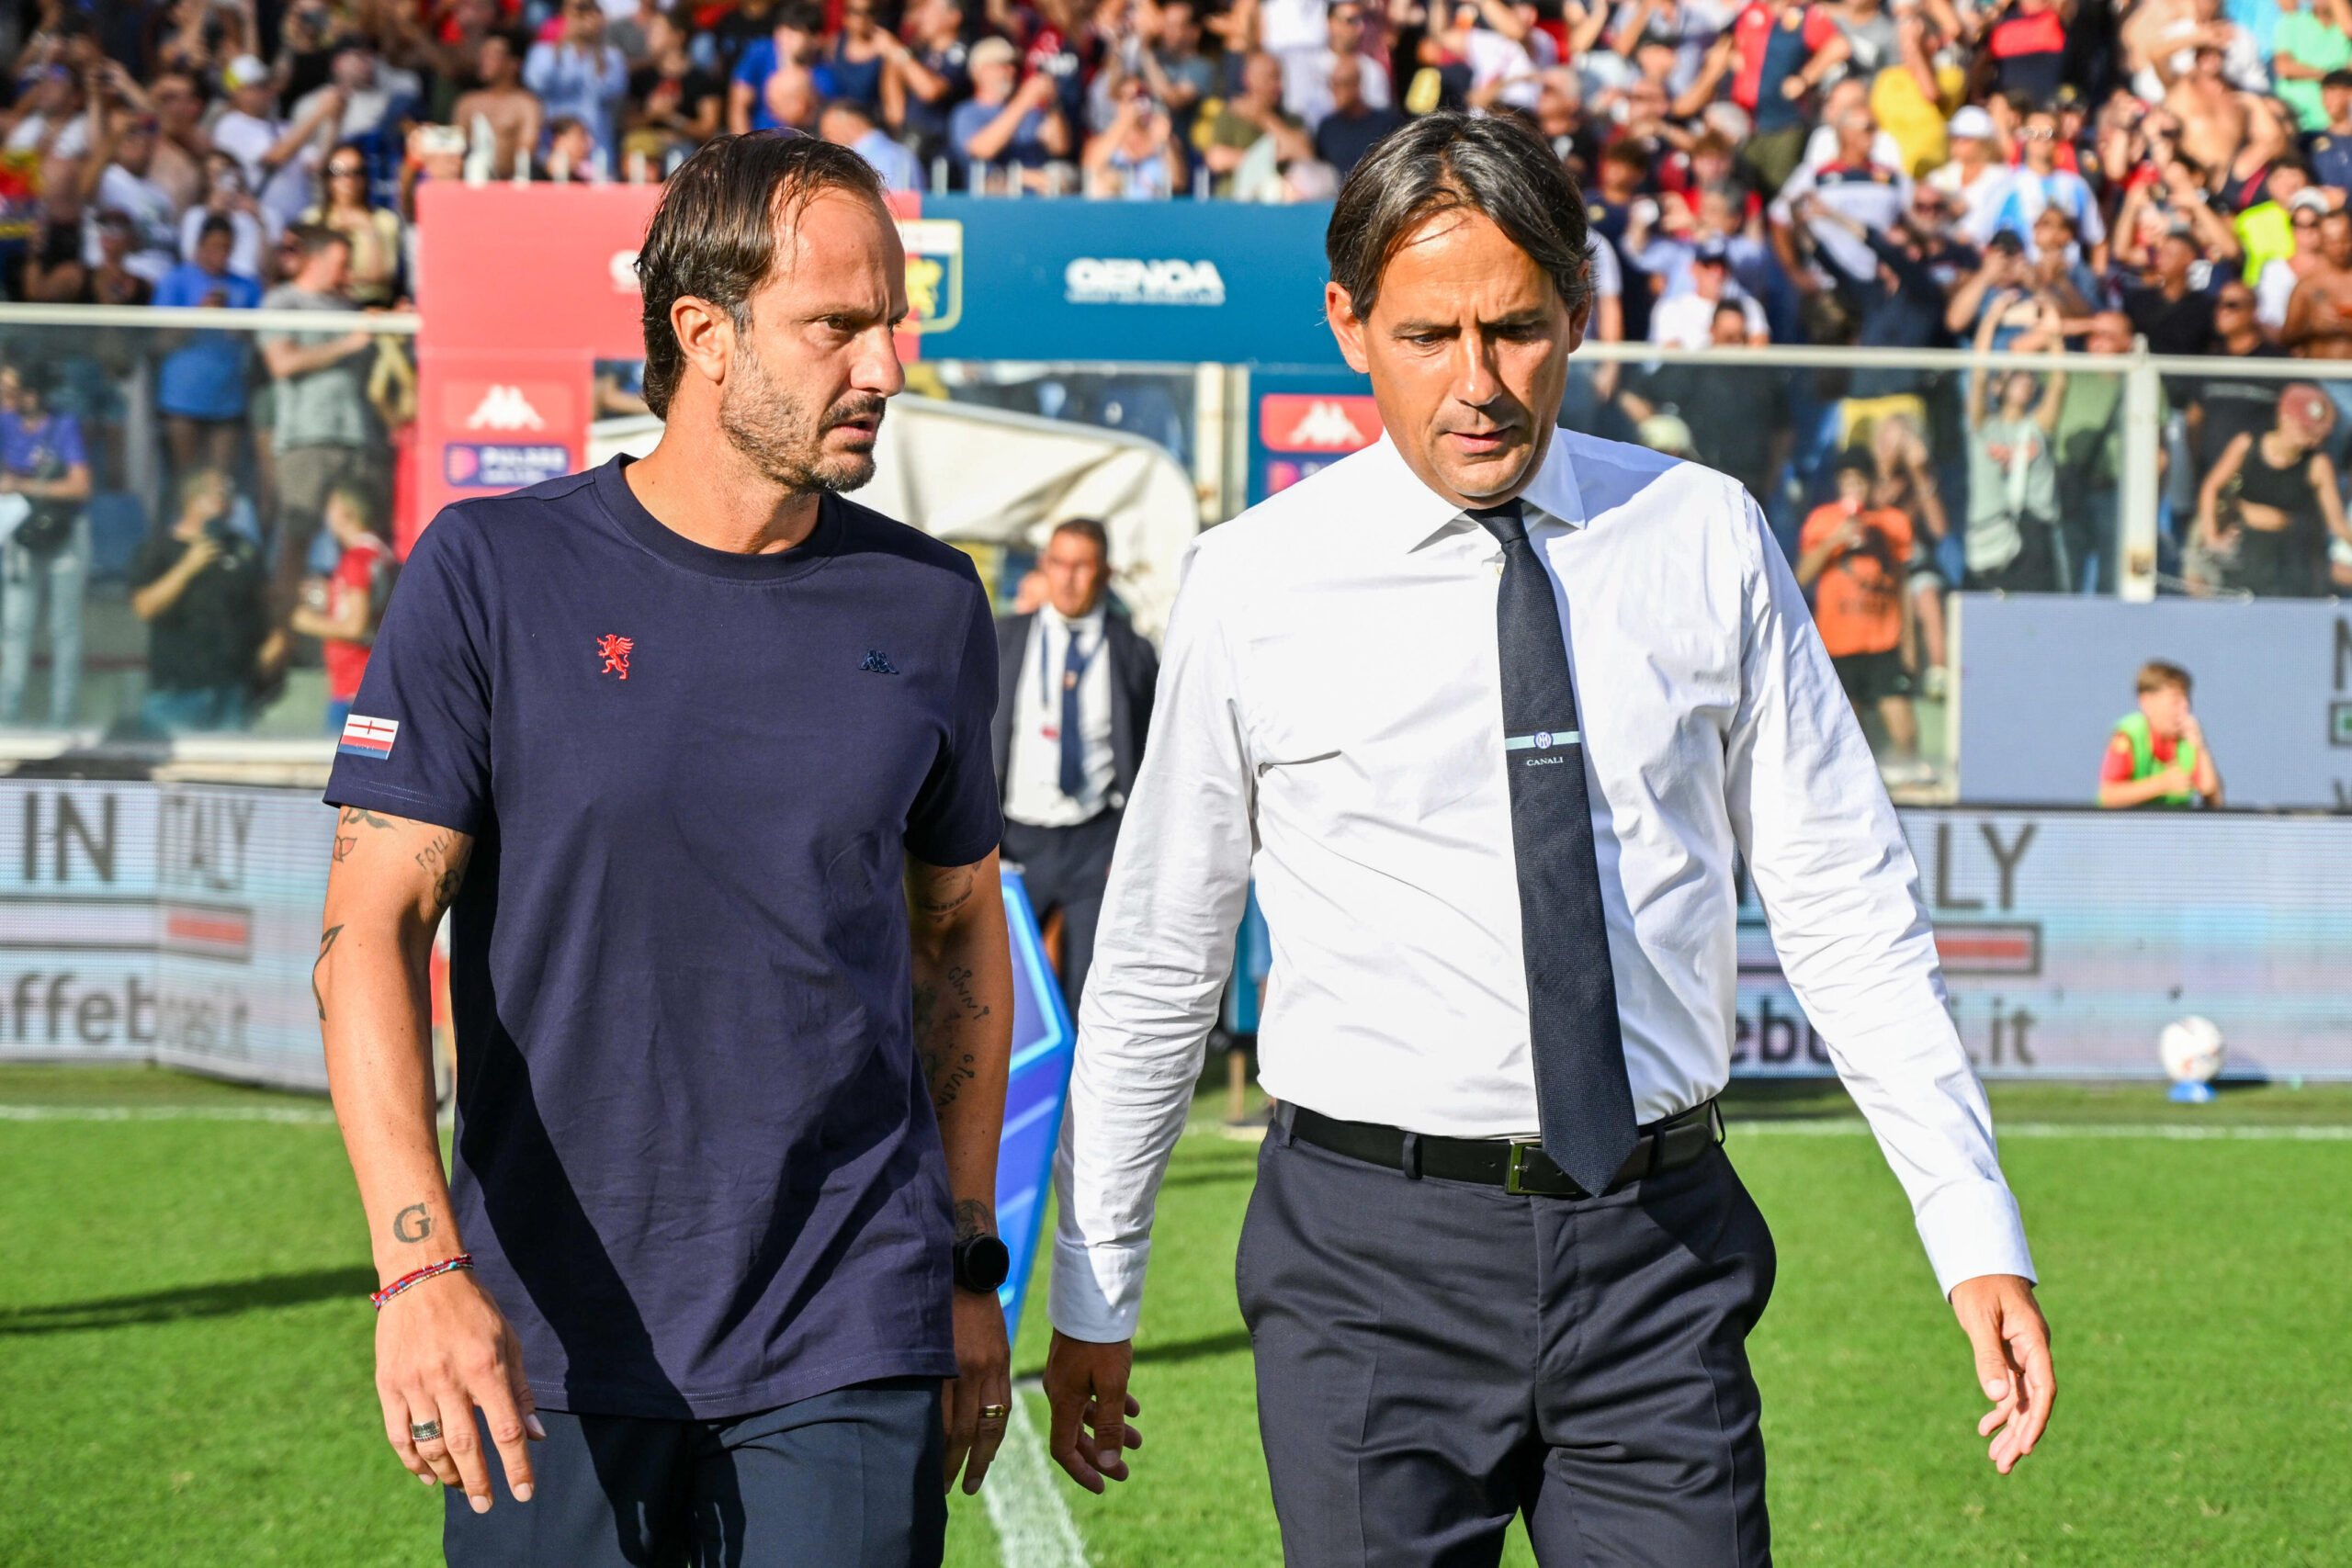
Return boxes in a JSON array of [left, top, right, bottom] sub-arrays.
[[2164, 42, 2256, 174], [451, 33, 543, 180], [2283, 209, 2352, 434]]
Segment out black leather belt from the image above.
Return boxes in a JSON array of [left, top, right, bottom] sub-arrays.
[[1287, 1099, 1724, 1198]]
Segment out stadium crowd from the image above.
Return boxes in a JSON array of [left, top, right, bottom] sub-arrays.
[[2, 0, 2350, 745]]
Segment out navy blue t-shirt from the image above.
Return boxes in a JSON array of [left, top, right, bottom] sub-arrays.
[[324, 457, 1001, 1419]]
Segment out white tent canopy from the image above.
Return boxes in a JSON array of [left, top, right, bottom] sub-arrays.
[[588, 394, 1199, 640]]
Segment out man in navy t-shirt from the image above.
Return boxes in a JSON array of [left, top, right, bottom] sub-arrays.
[[315, 134, 1019, 1567]]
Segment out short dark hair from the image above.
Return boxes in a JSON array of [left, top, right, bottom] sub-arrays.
[[1326, 110, 1594, 324], [288, 221, 348, 259], [635, 132, 888, 420], [1049, 517, 1109, 559], [2324, 67, 2352, 89], [2136, 659, 2191, 696], [198, 214, 235, 244]]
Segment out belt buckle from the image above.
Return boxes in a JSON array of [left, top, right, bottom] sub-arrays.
[[1505, 1140, 1538, 1196]]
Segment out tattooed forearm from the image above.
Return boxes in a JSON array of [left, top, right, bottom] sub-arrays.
[[391, 1201, 433, 1244], [414, 830, 473, 914], [912, 963, 991, 1114], [312, 924, 344, 1021], [953, 1197, 997, 1242], [339, 806, 397, 830], [333, 835, 356, 863], [911, 866, 976, 919]]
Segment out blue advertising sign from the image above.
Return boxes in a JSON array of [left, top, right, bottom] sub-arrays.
[[993, 867, 1077, 1337], [909, 197, 1344, 367]]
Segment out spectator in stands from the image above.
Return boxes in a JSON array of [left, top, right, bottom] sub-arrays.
[[1964, 294, 2069, 592], [1202, 51, 1317, 199], [2283, 209, 2352, 437], [1722, 0, 1849, 194], [2193, 382, 2352, 595], [213, 54, 338, 235], [177, 152, 269, 279], [952, 37, 1072, 192], [730, 1, 828, 135], [154, 217, 265, 481], [129, 468, 269, 737], [2125, 227, 2221, 354], [891, 0, 973, 175], [0, 360, 94, 727], [25, 209, 156, 305], [2190, 280, 2290, 479], [526, 0, 630, 164], [1136, 0, 1216, 149], [291, 41, 421, 190], [2304, 68, 2352, 191], [144, 71, 210, 212], [1651, 236, 1770, 345], [1083, 80, 1188, 197], [1620, 301, 1793, 507], [1795, 449, 1928, 784], [83, 107, 181, 285], [622, 13, 721, 172], [824, 0, 896, 118], [821, 98, 922, 191], [1984, 106, 2107, 263], [2098, 660, 2222, 807], [452, 34, 545, 182], [537, 115, 600, 180], [1286, 0, 1394, 130], [301, 142, 404, 307], [1312, 54, 1403, 176], [259, 225, 378, 645], [2052, 310, 2132, 592], [1928, 105, 2016, 247], [288, 484, 396, 735]]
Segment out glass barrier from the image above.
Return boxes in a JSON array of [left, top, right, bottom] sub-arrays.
[[0, 312, 417, 747]]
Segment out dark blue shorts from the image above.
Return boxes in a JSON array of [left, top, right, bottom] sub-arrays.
[[444, 1377, 946, 1568]]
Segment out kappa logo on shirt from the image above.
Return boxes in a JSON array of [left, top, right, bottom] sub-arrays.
[[859, 649, 899, 675], [596, 634, 634, 681]]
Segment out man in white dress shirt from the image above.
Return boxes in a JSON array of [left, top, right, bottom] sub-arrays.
[[1041, 111, 2053, 1566], [990, 520, 1158, 1020]]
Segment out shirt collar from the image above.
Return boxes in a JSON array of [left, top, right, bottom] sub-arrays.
[[1361, 427, 1589, 553]]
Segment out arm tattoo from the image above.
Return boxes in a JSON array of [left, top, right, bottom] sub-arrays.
[[391, 1202, 434, 1244], [912, 866, 976, 919], [339, 806, 398, 830], [333, 835, 356, 863], [912, 963, 990, 1114], [414, 830, 473, 914], [953, 1197, 997, 1243], [312, 925, 344, 1021]]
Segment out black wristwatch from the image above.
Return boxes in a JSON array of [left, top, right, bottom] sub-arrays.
[[952, 1232, 1011, 1294]]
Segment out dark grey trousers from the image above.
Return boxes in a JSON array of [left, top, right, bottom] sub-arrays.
[[1001, 809, 1121, 1019], [1237, 1116, 1776, 1568], [443, 1377, 945, 1568]]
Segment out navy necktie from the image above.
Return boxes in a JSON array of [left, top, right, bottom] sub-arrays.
[[1470, 500, 1640, 1196], [1058, 624, 1088, 799]]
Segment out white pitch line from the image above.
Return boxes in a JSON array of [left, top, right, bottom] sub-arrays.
[[1729, 1117, 2352, 1141], [0, 1102, 340, 1125], [983, 1391, 1091, 1568]]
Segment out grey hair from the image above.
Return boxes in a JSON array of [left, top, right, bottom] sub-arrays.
[[1325, 110, 1594, 323]]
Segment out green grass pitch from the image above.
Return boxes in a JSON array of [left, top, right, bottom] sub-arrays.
[[2, 1066, 2346, 1567]]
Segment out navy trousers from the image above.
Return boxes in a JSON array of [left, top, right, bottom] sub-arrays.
[[1001, 809, 1121, 1019], [443, 1376, 945, 1568], [1238, 1117, 1777, 1568]]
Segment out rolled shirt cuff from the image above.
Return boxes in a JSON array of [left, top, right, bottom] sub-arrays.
[[1914, 1177, 2038, 1298], [1047, 1235, 1149, 1344]]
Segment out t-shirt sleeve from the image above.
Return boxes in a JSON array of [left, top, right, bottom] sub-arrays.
[[1796, 503, 1837, 556], [902, 576, 1004, 869], [322, 514, 495, 835], [54, 414, 88, 471], [2098, 731, 2141, 784], [1804, 6, 1838, 49]]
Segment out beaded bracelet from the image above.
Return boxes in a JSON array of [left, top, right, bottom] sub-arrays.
[[372, 1254, 474, 1311]]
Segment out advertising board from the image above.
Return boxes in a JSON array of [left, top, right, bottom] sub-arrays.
[[1737, 807, 2352, 1079], [0, 782, 335, 1087]]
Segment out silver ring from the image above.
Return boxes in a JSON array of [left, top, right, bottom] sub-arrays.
[[978, 1404, 1012, 1421], [410, 1419, 444, 1442]]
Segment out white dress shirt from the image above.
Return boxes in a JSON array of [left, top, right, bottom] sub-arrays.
[[1005, 606, 1117, 829], [1050, 430, 2035, 1343]]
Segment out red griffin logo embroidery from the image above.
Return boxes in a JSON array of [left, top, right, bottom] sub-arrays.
[[596, 635, 634, 681]]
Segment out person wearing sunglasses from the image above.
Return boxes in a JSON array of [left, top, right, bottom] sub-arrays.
[[299, 141, 403, 306]]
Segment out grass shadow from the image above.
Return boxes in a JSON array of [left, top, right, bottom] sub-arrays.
[[0, 1266, 377, 1336]]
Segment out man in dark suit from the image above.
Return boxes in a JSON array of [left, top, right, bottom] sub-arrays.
[[992, 518, 1158, 1019]]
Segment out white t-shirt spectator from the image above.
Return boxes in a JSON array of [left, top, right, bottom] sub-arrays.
[[1284, 49, 1393, 128], [1467, 26, 1554, 110], [1799, 121, 1907, 180], [4, 111, 90, 159], [84, 164, 182, 282], [1770, 159, 1912, 283], [1928, 159, 2019, 247], [179, 206, 271, 277], [1650, 286, 1767, 347], [211, 109, 318, 233]]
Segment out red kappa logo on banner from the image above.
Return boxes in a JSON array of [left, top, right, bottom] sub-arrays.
[[597, 635, 634, 680]]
